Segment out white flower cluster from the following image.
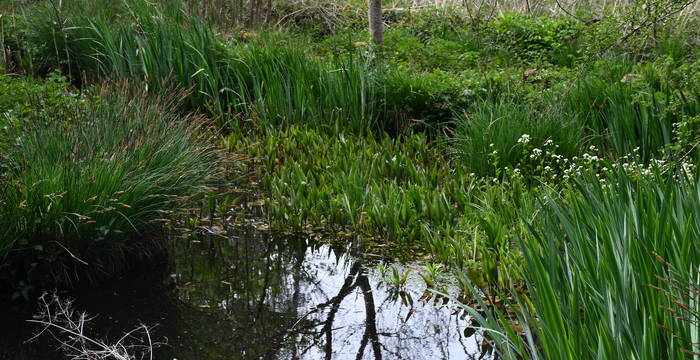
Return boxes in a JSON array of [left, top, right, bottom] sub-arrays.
[[529, 148, 542, 159], [507, 134, 698, 185]]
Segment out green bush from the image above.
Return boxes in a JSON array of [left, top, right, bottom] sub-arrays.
[[0, 72, 80, 180], [487, 13, 581, 65], [0, 71, 75, 137], [382, 68, 474, 132], [384, 27, 482, 71]]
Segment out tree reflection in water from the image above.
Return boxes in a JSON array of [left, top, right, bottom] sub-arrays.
[[171, 223, 493, 360], [1, 221, 492, 360]]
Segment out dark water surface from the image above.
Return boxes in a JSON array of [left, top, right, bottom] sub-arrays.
[[0, 221, 490, 360]]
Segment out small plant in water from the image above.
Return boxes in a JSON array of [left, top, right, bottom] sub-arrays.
[[386, 266, 410, 289], [419, 263, 440, 288]]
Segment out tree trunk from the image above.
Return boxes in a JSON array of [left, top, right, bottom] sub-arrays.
[[368, 0, 384, 49]]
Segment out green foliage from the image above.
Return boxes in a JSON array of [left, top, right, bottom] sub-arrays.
[[0, 72, 75, 140], [229, 126, 553, 287], [5, 1, 700, 338], [406, 9, 467, 42], [453, 98, 582, 176], [564, 58, 699, 159], [230, 43, 379, 133], [654, 34, 692, 62], [232, 127, 470, 243], [487, 13, 581, 65], [461, 170, 700, 360], [382, 68, 474, 131], [20, 0, 382, 133], [0, 85, 219, 290]]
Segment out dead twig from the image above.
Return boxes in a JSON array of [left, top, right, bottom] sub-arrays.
[[26, 292, 162, 360]]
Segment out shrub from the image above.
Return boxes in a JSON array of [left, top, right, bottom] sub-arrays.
[[382, 68, 473, 132], [0, 71, 75, 144], [487, 13, 581, 65]]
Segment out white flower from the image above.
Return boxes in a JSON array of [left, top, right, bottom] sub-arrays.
[[517, 134, 531, 144], [544, 139, 553, 146], [682, 162, 695, 177], [582, 153, 600, 162]]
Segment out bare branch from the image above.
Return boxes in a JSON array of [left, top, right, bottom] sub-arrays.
[[26, 292, 164, 360]]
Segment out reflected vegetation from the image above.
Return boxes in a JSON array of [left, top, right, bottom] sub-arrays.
[[1, 217, 492, 360], [170, 219, 491, 359]]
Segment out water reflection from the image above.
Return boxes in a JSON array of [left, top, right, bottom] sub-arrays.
[[0, 222, 491, 360], [172, 223, 491, 359]]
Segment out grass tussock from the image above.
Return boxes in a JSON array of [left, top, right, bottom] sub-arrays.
[[0, 84, 220, 290]]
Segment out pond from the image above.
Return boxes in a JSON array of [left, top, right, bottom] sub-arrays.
[[0, 213, 492, 360]]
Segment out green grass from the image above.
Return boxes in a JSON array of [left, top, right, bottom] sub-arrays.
[[563, 59, 699, 160], [452, 97, 583, 176], [229, 43, 379, 133], [0, 84, 219, 291], [19, 0, 381, 133], [459, 169, 700, 359]]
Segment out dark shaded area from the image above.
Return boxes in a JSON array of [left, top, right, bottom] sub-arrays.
[[0, 221, 491, 359]]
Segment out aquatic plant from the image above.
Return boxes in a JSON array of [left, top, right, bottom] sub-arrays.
[[459, 169, 700, 360], [228, 125, 550, 288]]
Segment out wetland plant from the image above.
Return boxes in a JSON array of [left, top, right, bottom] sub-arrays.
[[460, 169, 700, 360], [0, 84, 220, 291], [22, 0, 381, 133]]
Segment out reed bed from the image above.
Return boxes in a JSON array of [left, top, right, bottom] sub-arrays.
[[460, 169, 700, 360], [22, 0, 381, 133]]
